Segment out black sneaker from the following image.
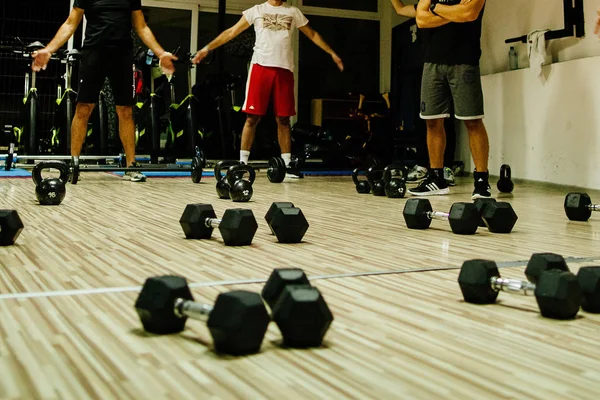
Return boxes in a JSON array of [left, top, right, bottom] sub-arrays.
[[471, 171, 491, 199], [408, 170, 449, 196]]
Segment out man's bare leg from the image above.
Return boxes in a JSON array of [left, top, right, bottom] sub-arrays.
[[275, 116, 291, 166], [116, 106, 136, 167], [71, 103, 95, 158], [426, 118, 446, 169], [240, 114, 261, 164], [463, 119, 489, 173]]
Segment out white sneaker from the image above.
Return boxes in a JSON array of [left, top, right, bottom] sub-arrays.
[[406, 165, 428, 183], [444, 166, 456, 186], [123, 163, 147, 182]]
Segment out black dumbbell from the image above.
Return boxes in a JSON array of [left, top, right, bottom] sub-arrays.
[[0, 210, 24, 246], [180, 204, 258, 246], [134, 275, 270, 355], [577, 267, 600, 313], [473, 198, 518, 233], [352, 167, 371, 194], [226, 164, 256, 202], [261, 268, 333, 347], [366, 165, 385, 196], [267, 157, 304, 183], [383, 164, 406, 198], [264, 202, 309, 243], [524, 253, 570, 283], [458, 259, 582, 319], [497, 164, 514, 193], [214, 160, 240, 200], [564, 192, 600, 221], [403, 198, 480, 234]]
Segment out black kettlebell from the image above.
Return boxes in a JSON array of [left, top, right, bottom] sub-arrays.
[[383, 164, 407, 198], [497, 164, 514, 193], [214, 160, 241, 199], [352, 167, 371, 194], [226, 164, 256, 202], [32, 161, 69, 205], [366, 165, 385, 196]]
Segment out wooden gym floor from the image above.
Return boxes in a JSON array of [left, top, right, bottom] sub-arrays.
[[1, 171, 599, 399]]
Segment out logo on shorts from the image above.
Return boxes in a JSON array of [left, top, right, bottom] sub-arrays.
[[421, 101, 426, 113], [463, 69, 478, 84], [249, 105, 255, 110]]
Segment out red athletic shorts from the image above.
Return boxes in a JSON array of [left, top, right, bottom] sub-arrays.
[[242, 64, 296, 117]]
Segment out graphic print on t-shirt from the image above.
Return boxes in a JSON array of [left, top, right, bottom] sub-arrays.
[[262, 14, 293, 31]]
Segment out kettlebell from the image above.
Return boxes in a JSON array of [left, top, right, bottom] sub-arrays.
[[214, 160, 241, 199], [226, 164, 256, 202], [366, 165, 385, 196], [352, 167, 371, 194], [383, 164, 407, 198], [497, 164, 514, 193], [32, 161, 69, 205]]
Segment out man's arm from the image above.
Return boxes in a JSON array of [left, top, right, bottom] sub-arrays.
[[192, 16, 250, 64], [390, 0, 417, 18], [32, 7, 84, 71], [132, 10, 177, 74], [433, 0, 485, 23], [298, 25, 344, 71], [416, 0, 451, 28]]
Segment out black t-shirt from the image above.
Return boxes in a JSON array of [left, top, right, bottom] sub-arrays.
[[74, 0, 142, 49], [417, 1, 485, 66]]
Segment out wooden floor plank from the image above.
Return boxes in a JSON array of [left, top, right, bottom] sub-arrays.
[[1, 173, 599, 296], [0, 265, 599, 399]]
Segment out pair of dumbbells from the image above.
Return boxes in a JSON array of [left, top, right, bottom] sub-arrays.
[[134, 268, 333, 355], [458, 252, 600, 319], [180, 202, 309, 246], [214, 160, 256, 202], [403, 198, 518, 235], [353, 164, 406, 198]]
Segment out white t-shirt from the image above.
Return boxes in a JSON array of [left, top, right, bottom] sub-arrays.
[[243, 2, 309, 72]]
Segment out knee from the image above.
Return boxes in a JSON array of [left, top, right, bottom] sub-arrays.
[[245, 115, 261, 128], [75, 103, 95, 119], [275, 116, 290, 127], [116, 106, 133, 120], [464, 119, 484, 132], [425, 119, 445, 134]]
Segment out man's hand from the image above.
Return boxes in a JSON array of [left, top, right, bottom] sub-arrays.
[[332, 54, 344, 72], [192, 47, 210, 65], [595, 7, 600, 37], [159, 52, 178, 75], [31, 48, 52, 72]]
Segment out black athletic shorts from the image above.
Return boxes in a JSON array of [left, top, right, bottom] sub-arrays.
[[77, 47, 135, 106]]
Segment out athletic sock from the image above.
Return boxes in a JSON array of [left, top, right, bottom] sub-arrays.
[[240, 150, 250, 165], [281, 153, 291, 167]]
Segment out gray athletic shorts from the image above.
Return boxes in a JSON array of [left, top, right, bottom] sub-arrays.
[[420, 63, 484, 120]]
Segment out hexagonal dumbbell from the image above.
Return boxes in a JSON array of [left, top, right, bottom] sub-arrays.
[[458, 259, 582, 319], [261, 268, 333, 348], [473, 198, 518, 233], [0, 210, 24, 246], [564, 192, 600, 221], [577, 267, 600, 313], [134, 275, 270, 355], [180, 204, 257, 246], [524, 253, 570, 283], [264, 202, 309, 243], [403, 198, 479, 235]]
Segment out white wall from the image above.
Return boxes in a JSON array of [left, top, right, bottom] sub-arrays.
[[454, 0, 600, 189], [456, 56, 600, 189], [480, 0, 600, 76]]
